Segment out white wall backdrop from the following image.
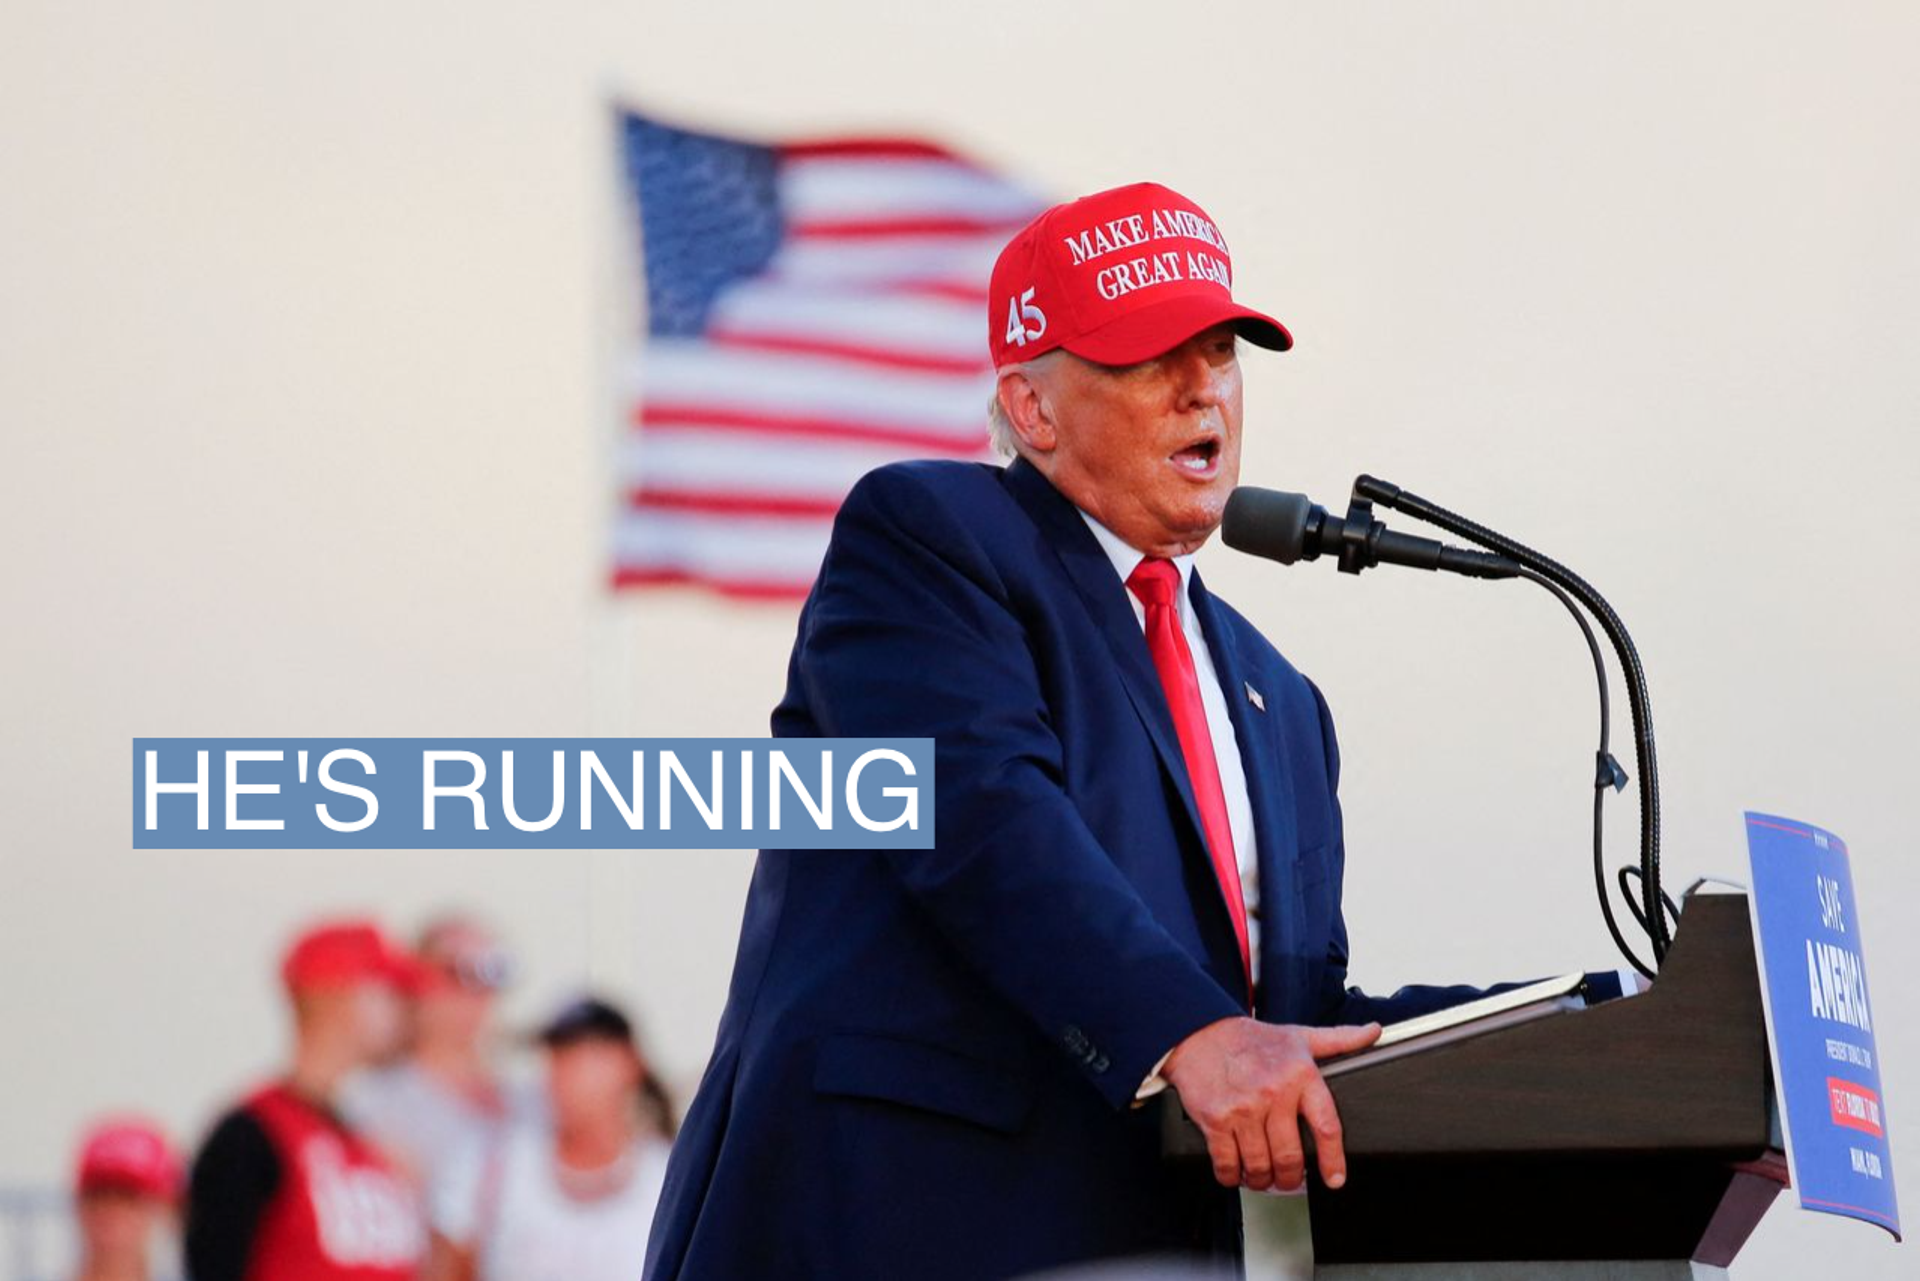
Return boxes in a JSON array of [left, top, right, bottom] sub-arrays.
[[3, 3, 1914, 1277]]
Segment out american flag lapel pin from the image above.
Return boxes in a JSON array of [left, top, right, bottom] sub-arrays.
[[1244, 682, 1266, 712]]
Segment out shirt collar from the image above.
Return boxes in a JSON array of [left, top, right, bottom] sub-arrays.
[[1076, 508, 1197, 596]]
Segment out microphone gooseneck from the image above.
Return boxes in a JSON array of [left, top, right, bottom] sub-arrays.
[[1222, 479, 1669, 976], [1353, 475, 1669, 970]]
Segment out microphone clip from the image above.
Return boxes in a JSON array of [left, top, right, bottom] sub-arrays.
[[1337, 494, 1381, 576]]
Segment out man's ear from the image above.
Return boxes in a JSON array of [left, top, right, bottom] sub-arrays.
[[997, 367, 1057, 453]]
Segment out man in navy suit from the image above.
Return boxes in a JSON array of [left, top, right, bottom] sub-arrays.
[[645, 182, 1540, 1279]]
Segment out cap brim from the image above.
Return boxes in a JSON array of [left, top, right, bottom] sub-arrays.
[[531, 998, 635, 1046], [379, 952, 431, 994], [79, 1170, 175, 1200], [533, 1020, 631, 1047], [1062, 294, 1293, 366]]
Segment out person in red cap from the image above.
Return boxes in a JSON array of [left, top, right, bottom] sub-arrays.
[[184, 918, 427, 1281], [70, 1117, 181, 1281], [644, 181, 1594, 1281]]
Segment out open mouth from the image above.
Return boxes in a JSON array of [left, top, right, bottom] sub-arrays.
[[1168, 434, 1222, 477]]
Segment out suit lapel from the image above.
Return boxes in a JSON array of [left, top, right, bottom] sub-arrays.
[[1000, 459, 1211, 868], [1188, 569, 1302, 1020]]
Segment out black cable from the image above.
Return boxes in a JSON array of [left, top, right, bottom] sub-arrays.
[[1356, 476, 1672, 964], [1509, 566, 1657, 979], [1617, 865, 1681, 939]]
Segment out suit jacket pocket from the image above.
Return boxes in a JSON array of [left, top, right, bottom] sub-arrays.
[[812, 1030, 1037, 1135]]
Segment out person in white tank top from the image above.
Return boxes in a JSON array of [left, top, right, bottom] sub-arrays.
[[423, 996, 676, 1281]]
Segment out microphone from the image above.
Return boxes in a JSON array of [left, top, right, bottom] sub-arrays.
[[1222, 486, 1519, 580], [1222, 473, 1673, 977]]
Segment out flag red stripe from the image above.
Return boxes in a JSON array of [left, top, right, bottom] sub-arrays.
[[707, 328, 987, 376], [630, 489, 845, 518], [611, 566, 811, 599], [780, 138, 968, 162], [790, 216, 1026, 240], [635, 404, 988, 456]]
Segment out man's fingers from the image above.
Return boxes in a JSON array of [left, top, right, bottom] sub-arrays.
[[1204, 1123, 1243, 1189], [1299, 1078, 1348, 1189], [1303, 1022, 1381, 1060], [1250, 1089, 1303, 1193], [1263, 1101, 1307, 1192], [1234, 1118, 1275, 1192]]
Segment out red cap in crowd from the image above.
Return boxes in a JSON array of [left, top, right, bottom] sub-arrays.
[[73, 1118, 181, 1200], [280, 919, 423, 994], [988, 181, 1292, 369]]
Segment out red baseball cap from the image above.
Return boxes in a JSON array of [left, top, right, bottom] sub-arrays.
[[988, 181, 1292, 369], [74, 1118, 181, 1200], [280, 919, 424, 994]]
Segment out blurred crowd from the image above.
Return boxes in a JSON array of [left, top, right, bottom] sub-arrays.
[[51, 914, 676, 1281]]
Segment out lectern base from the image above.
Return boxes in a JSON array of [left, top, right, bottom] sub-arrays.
[[1316, 1262, 1726, 1280]]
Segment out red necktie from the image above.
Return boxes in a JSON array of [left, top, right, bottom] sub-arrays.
[[1126, 558, 1253, 1003]]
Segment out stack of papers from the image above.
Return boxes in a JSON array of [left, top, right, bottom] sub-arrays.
[[1321, 973, 1589, 1078]]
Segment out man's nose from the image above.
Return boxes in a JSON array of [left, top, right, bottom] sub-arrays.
[[1171, 346, 1224, 410]]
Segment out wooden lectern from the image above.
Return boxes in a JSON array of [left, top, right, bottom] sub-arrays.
[[1306, 893, 1786, 1279]]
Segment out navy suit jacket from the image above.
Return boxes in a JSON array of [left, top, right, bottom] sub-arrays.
[[643, 458, 1513, 1280]]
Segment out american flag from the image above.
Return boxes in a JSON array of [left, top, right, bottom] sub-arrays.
[[611, 108, 1046, 598]]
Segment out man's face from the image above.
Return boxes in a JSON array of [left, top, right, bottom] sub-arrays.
[[76, 1187, 168, 1267], [350, 980, 408, 1064], [1010, 323, 1244, 557], [545, 1038, 642, 1130], [417, 924, 506, 1046]]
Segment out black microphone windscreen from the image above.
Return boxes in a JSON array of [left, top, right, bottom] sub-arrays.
[[1222, 487, 1315, 564]]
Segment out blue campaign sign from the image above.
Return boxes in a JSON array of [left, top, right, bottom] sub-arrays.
[[1744, 812, 1901, 1239]]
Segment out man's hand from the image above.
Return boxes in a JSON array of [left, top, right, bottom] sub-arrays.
[[1161, 1016, 1381, 1192]]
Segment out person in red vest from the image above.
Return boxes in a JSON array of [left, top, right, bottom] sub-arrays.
[[184, 918, 427, 1281], [70, 1117, 181, 1281]]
